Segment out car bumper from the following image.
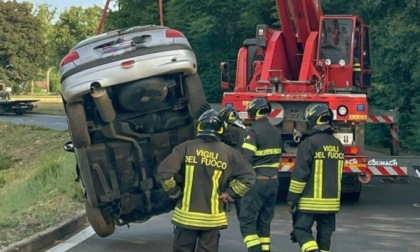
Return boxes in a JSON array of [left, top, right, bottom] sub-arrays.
[[61, 49, 197, 102]]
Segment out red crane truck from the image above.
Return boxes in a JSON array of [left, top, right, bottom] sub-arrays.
[[220, 0, 409, 201]]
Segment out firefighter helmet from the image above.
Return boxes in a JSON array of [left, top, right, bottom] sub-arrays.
[[306, 104, 333, 129], [246, 98, 272, 119], [196, 109, 225, 139], [219, 107, 246, 129]]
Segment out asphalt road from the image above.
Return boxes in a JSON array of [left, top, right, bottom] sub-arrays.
[[0, 113, 68, 131], [46, 176, 420, 252], [3, 109, 420, 251]]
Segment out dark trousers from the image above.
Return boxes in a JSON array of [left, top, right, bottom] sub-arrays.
[[293, 211, 336, 252], [239, 179, 278, 252], [173, 225, 221, 252]]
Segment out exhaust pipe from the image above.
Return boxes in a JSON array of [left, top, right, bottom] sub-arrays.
[[90, 83, 116, 122]]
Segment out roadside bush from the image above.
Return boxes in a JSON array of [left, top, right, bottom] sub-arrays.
[[0, 153, 14, 171], [0, 176, 5, 188]]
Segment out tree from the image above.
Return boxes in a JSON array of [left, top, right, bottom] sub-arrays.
[[0, 1, 47, 93], [50, 6, 102, 67], [106, 0, 161, 30]]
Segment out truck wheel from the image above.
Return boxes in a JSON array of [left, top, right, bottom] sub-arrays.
[[65, 102, 90, 148], [85, 201, 115, 237], [183, 73, 210, 119]]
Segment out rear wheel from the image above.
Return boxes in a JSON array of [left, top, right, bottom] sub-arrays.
[[85, 201, 115, 237], [183, 73, 210, 119], [65, 101, 90, 148]]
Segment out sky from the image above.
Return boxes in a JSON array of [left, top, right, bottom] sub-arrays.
[[18, 0, 109, 13]]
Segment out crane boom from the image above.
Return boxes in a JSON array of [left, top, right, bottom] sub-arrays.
[[275, 0, 323, 79]]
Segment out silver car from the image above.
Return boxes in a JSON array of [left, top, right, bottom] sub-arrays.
[[60, 25, 209, 237]]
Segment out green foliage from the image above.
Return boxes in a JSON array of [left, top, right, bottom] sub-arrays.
[[0, 153, 14, 171], [106, 0, 161, 29], [0, 152, 81, 219], [50, 6, 102, 67], [0, 1, 47, 92], [0, 176, 5, 189]]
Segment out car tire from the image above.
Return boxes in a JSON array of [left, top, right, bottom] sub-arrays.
[[183, 73, 210, 119], [65, 101, 91, 148], [85, 201, 115, 237]]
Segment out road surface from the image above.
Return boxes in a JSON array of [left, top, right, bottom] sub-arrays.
[[47, 177, 420, 252], [0, 114, 68, 131]]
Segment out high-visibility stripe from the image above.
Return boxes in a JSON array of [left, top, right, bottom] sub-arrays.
[[260, 236, 270, 251], [262, 245, 270, 251], [255, 148, 282, 156], [211, 170, 222, 214], [301, 240, 319, 252], [314, 159, 323, 199], [299, 197, 340, 211], [254, 162, 280, 169], [162, 177, 176, 191], [172, 207, 227, 228], [242, 142, 257, 152], [232, 180, 250, 196], [182, 165, 194, 212], [338, 159, 344, 195], [289, 180, 306, 194], [260, 237, 270, 243], [244, 234, 261, 248]]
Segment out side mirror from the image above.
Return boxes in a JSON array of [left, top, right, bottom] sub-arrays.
[[220, 62, 230, 90], [63, 140, 74, 152]]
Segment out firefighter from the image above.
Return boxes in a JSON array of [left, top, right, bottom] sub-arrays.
[[219, 107, 248, 217], [158, 109, 256, 252], [219, 107, 247, 151], [287, 104, 345, 252], [239, 98, 282, 252], [353, 31, 361, 87]]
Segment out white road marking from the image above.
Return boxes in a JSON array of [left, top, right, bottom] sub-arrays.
[[45, 226, 95, 252]]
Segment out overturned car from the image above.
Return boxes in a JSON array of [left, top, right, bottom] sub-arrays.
[[60, 25, 209, 237]]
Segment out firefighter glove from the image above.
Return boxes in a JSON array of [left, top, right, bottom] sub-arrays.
[[168, 186, 183, 201], [287, 201, 297, 215]]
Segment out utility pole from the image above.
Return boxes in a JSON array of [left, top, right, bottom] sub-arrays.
[[46, 67, 53, 94], [159, 0, 164, 26]]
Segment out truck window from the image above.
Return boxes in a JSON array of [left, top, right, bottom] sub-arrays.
[[320, 19, 353, 64]]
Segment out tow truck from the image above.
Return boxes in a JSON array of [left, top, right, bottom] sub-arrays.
[[0, 81, 38, 115], [220, 0, 417, 201]]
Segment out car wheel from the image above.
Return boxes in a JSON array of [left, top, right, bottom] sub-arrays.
[[65, 101, 90, 148], [85, 201, 115, 237], [183, 73, 209, 119]]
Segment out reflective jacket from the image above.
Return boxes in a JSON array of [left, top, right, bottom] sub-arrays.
[[287, 128, 344, 213], [158, 137, 256, 230], [222, 125, 247, 151], [242, 116, 282, 177]]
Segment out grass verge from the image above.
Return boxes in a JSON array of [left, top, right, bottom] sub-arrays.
[[0, 123, 84, 249]]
